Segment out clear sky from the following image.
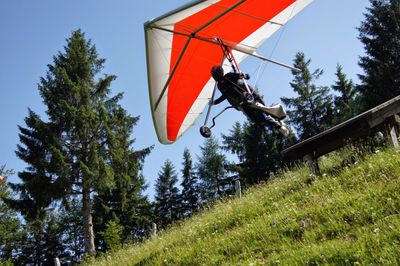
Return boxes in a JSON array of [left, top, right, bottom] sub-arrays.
[[0, 0, 370, 199]]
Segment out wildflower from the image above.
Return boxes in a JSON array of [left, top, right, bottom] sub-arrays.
[[273, 219, 278, 227]]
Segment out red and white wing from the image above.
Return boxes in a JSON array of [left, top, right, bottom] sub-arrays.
[[144, 0, 312, 144]]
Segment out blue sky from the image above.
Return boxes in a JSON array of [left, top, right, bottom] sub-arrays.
[[0, 0, 369, 199]]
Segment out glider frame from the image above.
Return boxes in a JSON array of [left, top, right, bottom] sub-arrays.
[[152, 0, 247, 111], [148, 0, 301, 111]]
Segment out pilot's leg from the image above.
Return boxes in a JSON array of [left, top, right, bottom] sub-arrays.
[[251, 102, 287, 120], [263, 114, 290, 137]]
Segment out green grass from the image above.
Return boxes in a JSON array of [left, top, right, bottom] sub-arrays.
[[88, 148, 400, 265]]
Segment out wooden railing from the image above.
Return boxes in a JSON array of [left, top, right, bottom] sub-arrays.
[[282, 95, 400, 175]]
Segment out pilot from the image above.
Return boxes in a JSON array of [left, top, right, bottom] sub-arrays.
[[210, 65, 290, 136]]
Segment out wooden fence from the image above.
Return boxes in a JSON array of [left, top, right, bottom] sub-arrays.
[[282, 95, 400, 175]]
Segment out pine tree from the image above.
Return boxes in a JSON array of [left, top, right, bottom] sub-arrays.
[[93, 111, 153, 247], [242, 124, 284, 185], [12, 111, 61, 221], [281, 52, 333, 140], [99, 218, 124, 252], [222, 122, 292, 187], [357, 0, 400, 109], [196, 136, 228, 203], [179, 148, 199, 217], [58, 200, 85, 264], [221, 122, 245, 162], [13, 30, 148, 257], [0, 167, 24, 263], [16, 219, 46, 265], [331, 64, 356, 123], [16, 212, 67, 266], [42, 214, 66, 264], [3, 159, 61, 265], [154, 160, 180, 228], [94, 185, 152, 249]]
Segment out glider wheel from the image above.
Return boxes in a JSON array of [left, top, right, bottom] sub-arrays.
[[200, 125, 211, 138], [242, 92, 254, 105]]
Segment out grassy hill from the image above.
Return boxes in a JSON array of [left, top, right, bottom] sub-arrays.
[[88, 148, 400, 265]]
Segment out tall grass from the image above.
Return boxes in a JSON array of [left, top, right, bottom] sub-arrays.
[[88, 148, 400, 265]]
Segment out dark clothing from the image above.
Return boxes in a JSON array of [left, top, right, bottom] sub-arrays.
[[214, 72, 244, 107], [214, 72, 280, 129], [214, 72, 264, 108]]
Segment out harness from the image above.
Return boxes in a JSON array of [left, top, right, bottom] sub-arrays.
[[216, 38, 253, 95]]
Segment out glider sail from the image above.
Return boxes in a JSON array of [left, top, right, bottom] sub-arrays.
[[144, 0, 313, 144]]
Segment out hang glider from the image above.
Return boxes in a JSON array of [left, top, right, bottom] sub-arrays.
[[144, 0, 313, 144]]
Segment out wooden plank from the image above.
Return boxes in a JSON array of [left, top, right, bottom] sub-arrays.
[[368, 96, 400, 128], [282, 95, 400, 160]]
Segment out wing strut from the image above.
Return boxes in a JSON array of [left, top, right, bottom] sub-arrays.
[[149, 25, 301, 73]]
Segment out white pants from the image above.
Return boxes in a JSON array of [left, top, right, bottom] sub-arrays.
[[251, 102, 287, 120]]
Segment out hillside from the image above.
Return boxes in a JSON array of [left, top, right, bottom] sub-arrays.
[[89, 148, 400, 265]]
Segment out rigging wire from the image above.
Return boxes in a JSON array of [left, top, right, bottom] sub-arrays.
[[253, 0, 300, 88]]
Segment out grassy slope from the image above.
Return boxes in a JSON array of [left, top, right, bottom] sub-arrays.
[[90, 149, 400, 265]]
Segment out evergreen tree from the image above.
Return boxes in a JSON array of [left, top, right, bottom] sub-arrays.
[[16, 219, 46, 265], [99, 218, 124, 252], [0, 167, 24, 263], [93, 111, 152, 249], [3, 161, 64, 265], [221, 122, 245, 162], [94, 187, 152, 250], [16, 212, 67, 266], [12, 111, 60, 221], [196, 136, 228, 203], [222, 122, 293, 187], [331, 64, 356, 123], [357, 0, 400, 109], [12, 30, 149, 257], [11, 114, 65, 265], [179, 148, 199, 217], [41, 214, 66, 264], [241, 124, 284, 185], [58, 200, 85, 264], [154, 160, 180, 228], [281, 52, 333, 140]]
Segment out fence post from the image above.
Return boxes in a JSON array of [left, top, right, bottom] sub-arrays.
[[235, 180, 242, 198], [389, 125, 399, 148], [152, 222, 157, 237], [386, 115, 399, 149], [53, 257, 61, 266], [303, 153, 320, 176]]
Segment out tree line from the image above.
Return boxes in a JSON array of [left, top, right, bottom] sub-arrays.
[[0, 0, 399, 264]]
